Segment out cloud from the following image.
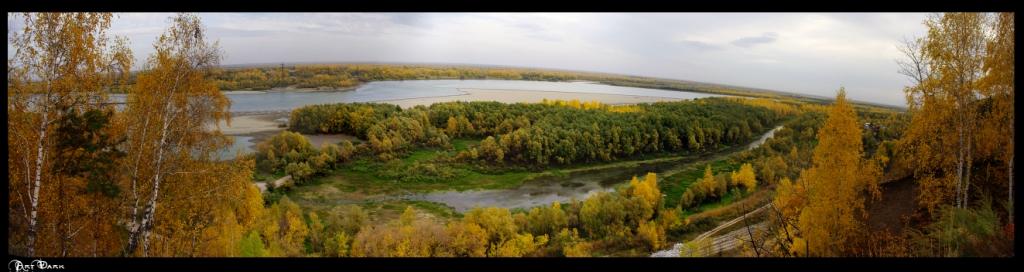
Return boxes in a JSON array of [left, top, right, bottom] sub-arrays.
[[731, 32, 778, 48], [15, 13, 929, 107], [675, 39, 723, 51], [390, 13, 426, 26]]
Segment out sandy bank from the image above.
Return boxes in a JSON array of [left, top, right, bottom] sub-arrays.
[[209, 113, 288, 136], [221, 90, 268, 94], [208, 112, 360, 150], [378, 88, 686, 109], [222, 85, 361, 94]]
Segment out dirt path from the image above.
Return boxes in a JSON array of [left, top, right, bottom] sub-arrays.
[[256, 175, 292, 193], [652, 204, 771, 257]]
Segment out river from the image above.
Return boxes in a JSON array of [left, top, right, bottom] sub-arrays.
[[203, 79, 728, 160], [404, 126, 785, 213], [111, 79, 726, 113]]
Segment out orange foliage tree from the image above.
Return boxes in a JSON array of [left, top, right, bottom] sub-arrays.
[[7, 12, 132, 256], [787, 89, 881, 256]]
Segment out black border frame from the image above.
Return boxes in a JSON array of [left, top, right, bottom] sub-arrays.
[[5, 0, 1021, 271]]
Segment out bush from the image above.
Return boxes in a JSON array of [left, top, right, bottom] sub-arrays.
[[323, 231, 351, 257], [324, 205, 369, 236], [525, 202, 569, 236], [554, 228, 591, 257], [255, 131, 316, 173], [636, 220, 666, 251], [289, 103, 401, 136], [730, 163, 757, 192], [488, 233, 548, 257], [285, 162, 314, 183], [579, 192, 627, 239], [377, 160, 461, 183], [239, 231, 267, 257], [915, 200, 1012, 257], [338, 140, 356, 162], [463, 207, 517, 243], [679, 164, 753, 210]]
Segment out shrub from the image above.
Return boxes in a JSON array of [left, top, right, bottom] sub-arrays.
[[636, 220, 665, 251], [255, 130, 315, 173], [285, 162, 314, 183]]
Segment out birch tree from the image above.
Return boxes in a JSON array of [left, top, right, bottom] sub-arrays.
[[7, 12, 131, 256], [901, 13, 1014, 214], [120, 13, 230, 256], [977, 13, 1014, 222]]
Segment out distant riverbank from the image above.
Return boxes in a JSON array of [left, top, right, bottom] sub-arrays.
[[222, 84, 362, 94], [379, 88, 687, 109]]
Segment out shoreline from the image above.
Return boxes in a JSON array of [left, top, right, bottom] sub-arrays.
[[215, 88, 691, 138], [377, 88, 687, 109], [210, 112, 288, 136], [222, 84, 362, 94]]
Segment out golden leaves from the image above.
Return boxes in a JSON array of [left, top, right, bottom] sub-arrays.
[[788, 88, 878, 256]]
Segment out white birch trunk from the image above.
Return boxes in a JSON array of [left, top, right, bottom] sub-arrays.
[[26, 112, 48, 257]]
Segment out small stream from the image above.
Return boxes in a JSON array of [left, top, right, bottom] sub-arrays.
[[405, 125, 785, 213]]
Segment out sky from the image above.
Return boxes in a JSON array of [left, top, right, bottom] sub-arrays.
[[10, 13, 932, 106]]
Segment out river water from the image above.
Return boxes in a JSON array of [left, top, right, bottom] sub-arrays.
[[200, 80, 727, 160], [747, 125, 784, 150], [111, 79, 724, 113], [405, 126, 785, 213]]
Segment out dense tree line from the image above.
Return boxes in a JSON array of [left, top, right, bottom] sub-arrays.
[[209, 64, 591, 91], [737, 109, 827, 186], [448, 99, 789, 166], [289, 103, 450, 160], [288, 97, 791, 168], [289, 103, 402, 136]]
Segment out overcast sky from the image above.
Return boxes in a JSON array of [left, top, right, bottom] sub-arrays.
[[11, 13, 932, 106]]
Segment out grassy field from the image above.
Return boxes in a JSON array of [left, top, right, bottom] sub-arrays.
[[661, 159, 742, 208], [290, 137, 708, 197]]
